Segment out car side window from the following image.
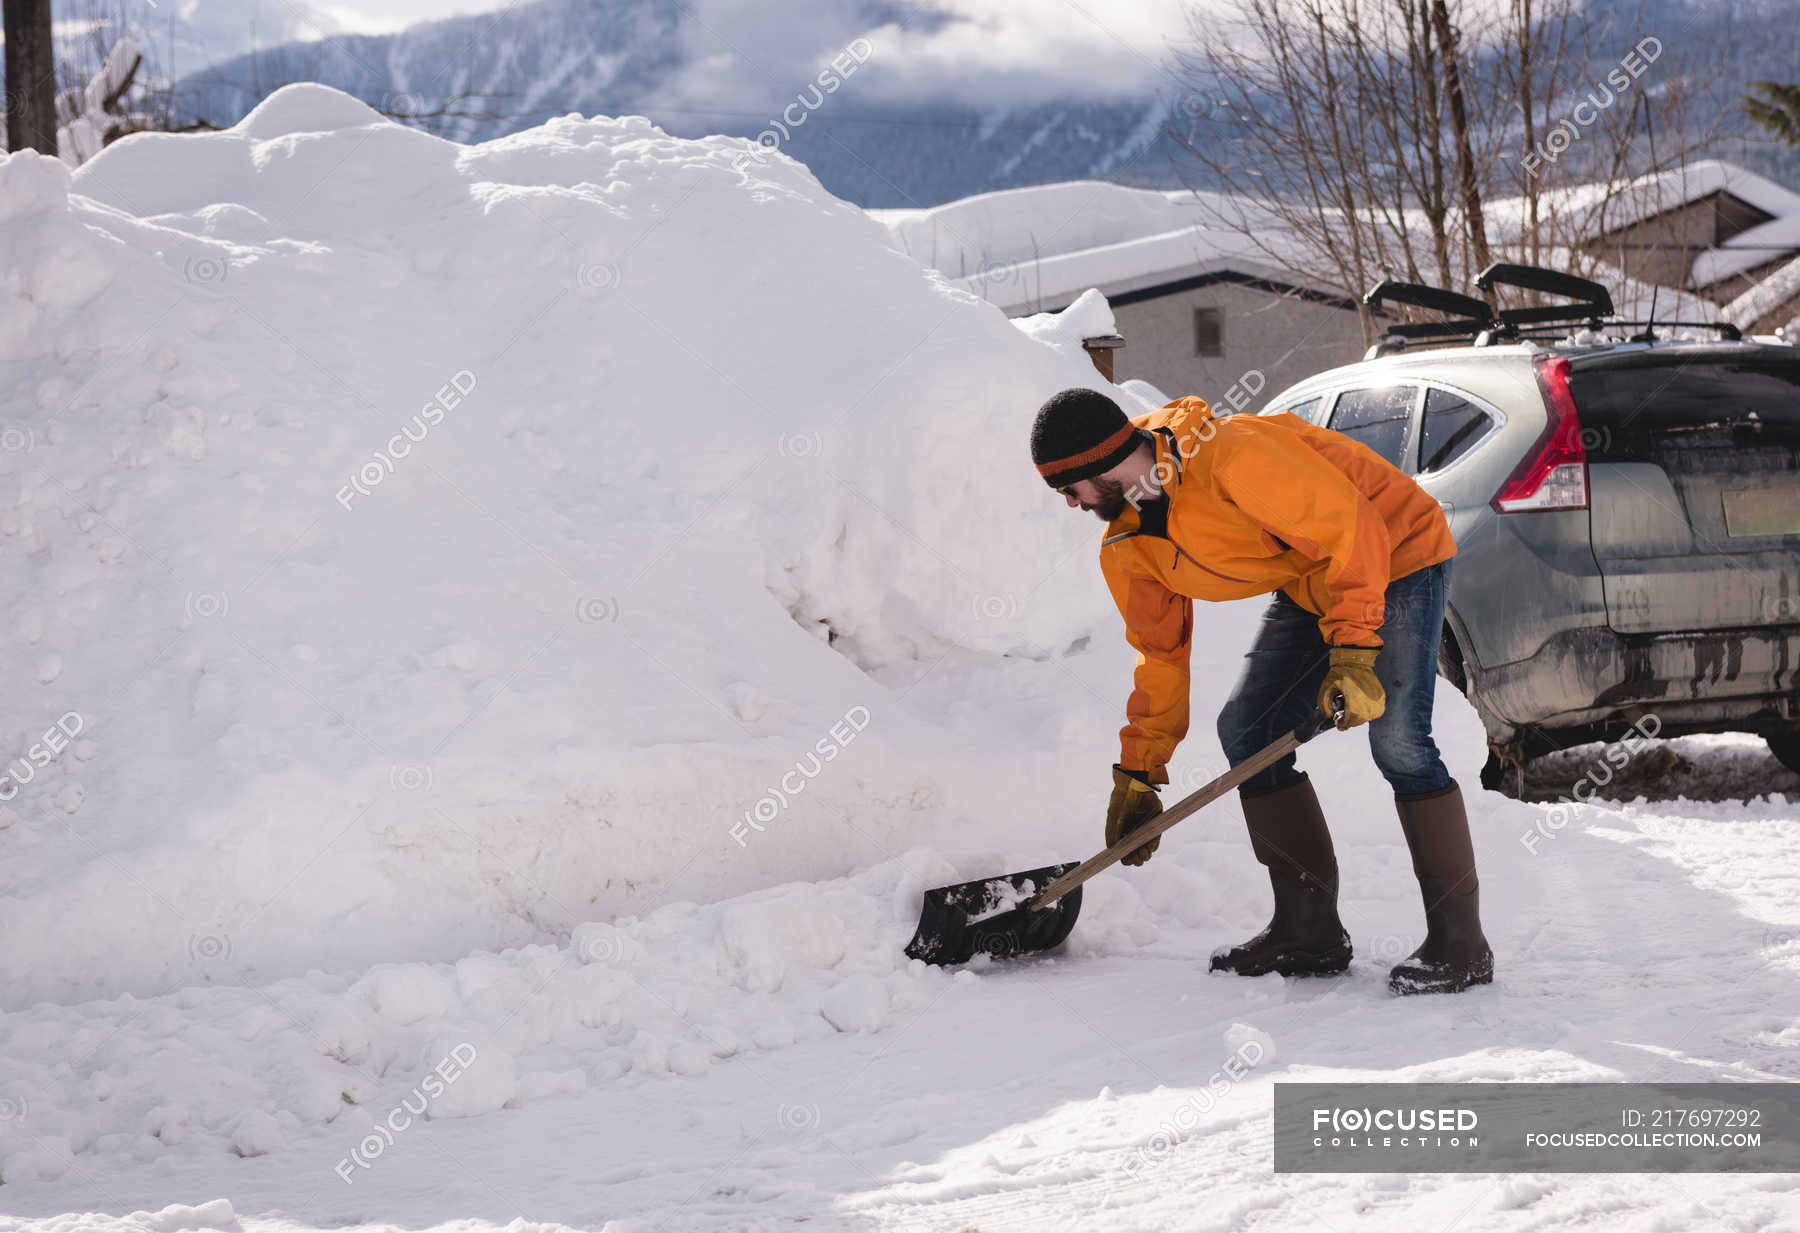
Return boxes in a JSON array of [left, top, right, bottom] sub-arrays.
[[1418, 387, 1498, 474], [1270, 396, 1322, 423], [1326, 384, 1416, 469]]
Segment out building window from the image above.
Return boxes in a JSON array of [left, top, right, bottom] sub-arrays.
[[1193, 307, 1224, 357]]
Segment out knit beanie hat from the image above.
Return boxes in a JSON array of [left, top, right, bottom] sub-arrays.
[[1030, 388, 1147, 488]]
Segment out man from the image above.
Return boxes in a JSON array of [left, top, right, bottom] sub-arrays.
[[1029, 387, 1492, 995]]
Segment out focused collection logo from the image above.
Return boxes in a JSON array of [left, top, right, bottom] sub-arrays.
[[1311, 1105, 1480, 1149]]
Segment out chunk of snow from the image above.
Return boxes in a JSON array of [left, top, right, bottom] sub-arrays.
[[423, 1035, 516, 1119], [1222, 1021, 1275, 1065], [228, 1110, 285, 1157], [819, 974, 890, 1033], [718, 889, 848, 993], [359, 965, 461, 1025]]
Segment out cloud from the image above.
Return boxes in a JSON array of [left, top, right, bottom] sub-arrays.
[[317, 0, 512, 35], [659, 0, 1197, 110]]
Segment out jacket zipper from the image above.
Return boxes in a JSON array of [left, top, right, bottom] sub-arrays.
[[1173, 542, 1254, 584]]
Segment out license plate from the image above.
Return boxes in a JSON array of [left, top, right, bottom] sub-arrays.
[[1723, 487, 1800, 537]]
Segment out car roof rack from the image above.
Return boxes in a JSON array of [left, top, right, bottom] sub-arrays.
[[1364, 280, 1497, 341], [1476, 262, 1614, 329], [1490, 320, 1742, 343], [1361, 262, 1737, 357]]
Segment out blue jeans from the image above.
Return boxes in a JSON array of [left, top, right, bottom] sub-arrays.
[[1216, 561, 1453, 796]]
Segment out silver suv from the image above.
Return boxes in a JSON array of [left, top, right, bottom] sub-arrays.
[[1256, 264, 1800, 789]]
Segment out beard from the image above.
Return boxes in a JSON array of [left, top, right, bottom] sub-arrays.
[[1081, 477, 1130, 522]]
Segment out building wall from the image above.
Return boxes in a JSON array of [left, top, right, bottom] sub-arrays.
[[1106, 280, 1372, 404]]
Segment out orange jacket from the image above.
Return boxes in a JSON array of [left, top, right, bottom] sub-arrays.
[[1101, 396, 1456, 781]]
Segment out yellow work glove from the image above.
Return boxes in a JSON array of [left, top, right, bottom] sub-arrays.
[[1320, 646, 1385, 729], [1106, 765, 1163, 866]]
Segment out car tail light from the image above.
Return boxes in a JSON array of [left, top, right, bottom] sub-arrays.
[[1491, 355, 1589, 513]]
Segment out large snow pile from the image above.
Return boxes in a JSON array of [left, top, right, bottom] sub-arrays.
[[0, 83, 1136, 1009]]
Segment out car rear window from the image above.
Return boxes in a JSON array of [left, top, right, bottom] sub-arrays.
[[1566, 354, 1800, 445], [1418, 387, 1497, 473], [1328, 385, 1416, 468]]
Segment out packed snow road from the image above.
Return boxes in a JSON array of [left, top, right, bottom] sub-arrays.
[[5, 705, 1799, 1231]]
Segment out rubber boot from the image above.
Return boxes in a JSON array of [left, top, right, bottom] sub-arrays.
[[1210, 774, 1351, 977], [1389, 780, 1494, 995]]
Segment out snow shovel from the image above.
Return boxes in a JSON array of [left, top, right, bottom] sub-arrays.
[[904, 696, 1345, 966]]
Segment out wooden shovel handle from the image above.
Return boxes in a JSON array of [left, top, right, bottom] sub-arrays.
[[1022, 698, 1344, 911]]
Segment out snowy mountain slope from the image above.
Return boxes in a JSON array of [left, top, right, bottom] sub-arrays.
[[162, 0, 1800, 206], [159, 0, 349, 74], [30, 0, 345, 85], [172, 0, 687, 141]]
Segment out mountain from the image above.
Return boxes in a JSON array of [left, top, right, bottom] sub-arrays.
[[161, 0, 1221, 205], [157, 0, 349, 78], [164, 0, 1800, 207], [40, 0, 347, 85]]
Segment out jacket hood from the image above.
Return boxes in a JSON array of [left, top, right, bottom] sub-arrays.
[[1132, 395, 1220, 440], [1130, 395, 1221, 475]]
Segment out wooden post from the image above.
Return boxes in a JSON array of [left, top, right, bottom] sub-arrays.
[[4, 0, 60, 156], [1082, 333, 1125, 383]]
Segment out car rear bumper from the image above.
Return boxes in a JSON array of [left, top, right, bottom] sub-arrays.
[[1470, 622, 1800, 753]]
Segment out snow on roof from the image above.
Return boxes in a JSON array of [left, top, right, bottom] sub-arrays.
[[871, 179, 1278, 287], [881, 161, 1799, 320], [1488, 159, 1800, 307], [1517, 159, 1800, 236], [1690, 211, 1800, 288], [1604, 267, 1726, 322], [947, 223, 1312, 315], [1454, 160, 1800, 254], [867, 177, 1322, 314], [1725, 252, 1800, 329], [1640, 159, 1800, 220]]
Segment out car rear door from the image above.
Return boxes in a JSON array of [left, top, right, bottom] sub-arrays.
[[1566, 345, 1800, 635]]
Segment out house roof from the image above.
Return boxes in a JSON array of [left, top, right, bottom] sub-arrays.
[[870, 180, 1327, 314], [1559, 159, 1800, 232], [871, 180, 1214, 272], [1690, 212, 1800, 288], [1724, 252, 1800, 331], [869, 179, 1290, 301], [938, 224, 1321, 314], [875, 162, 1795, 320], [1621, 159, 1800, 223]]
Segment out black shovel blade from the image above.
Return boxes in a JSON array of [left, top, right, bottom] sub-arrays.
[[903, 862, 1083, 966]]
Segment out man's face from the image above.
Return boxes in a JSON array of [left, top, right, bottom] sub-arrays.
[[1060, 476, 1130, 522]]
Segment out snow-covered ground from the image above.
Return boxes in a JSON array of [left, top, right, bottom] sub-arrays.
[[2, 86, 1798, 1231]]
